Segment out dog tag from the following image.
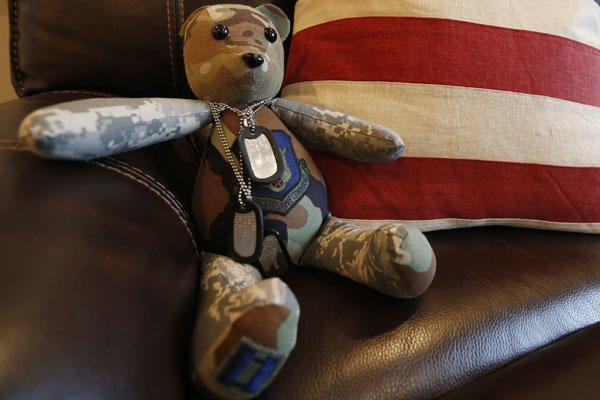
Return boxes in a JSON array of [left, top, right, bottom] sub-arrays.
[[257, 230, 292, 277], [238, 126, 283, 183], [230, 200, 264, 263]]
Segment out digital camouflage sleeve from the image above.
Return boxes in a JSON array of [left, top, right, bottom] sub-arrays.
[[271, 97, 404, 163], [19, 97, 211, 160]]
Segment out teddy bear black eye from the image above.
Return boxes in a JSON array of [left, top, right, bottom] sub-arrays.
[[264, 27, 278, 43], [212, 24, 229, 40]]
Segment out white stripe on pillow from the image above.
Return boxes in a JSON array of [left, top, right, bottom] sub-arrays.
[[294, 0, 600, 50], [283, 81, 600, 168]]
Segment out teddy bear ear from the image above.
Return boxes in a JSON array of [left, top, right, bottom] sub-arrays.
[[180, 6, 209, 38], [256, 4, 291, 42]]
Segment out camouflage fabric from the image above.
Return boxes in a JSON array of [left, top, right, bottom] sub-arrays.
[[192, 252, 299, 399], [19, 98, 210, 160], [255, 4, 290, 41], [181, 4, 288, 105], [271, 97, 405, 162], [301, 216, 436, 298], [192, 107, 328, 266]]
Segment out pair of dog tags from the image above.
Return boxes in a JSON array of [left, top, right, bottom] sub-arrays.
[[230, 126, 283, 264]]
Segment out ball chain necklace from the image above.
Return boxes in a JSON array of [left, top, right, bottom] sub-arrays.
[[207, 97, 283, 264]]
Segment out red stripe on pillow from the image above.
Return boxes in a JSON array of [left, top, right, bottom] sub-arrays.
[[285, 17, 600, 107], [311, 153, 600, 223]]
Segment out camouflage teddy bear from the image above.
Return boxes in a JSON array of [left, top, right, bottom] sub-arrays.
[[19, 4, 436, 399]]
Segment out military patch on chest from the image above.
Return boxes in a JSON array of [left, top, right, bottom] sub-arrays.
[[252, 131, 310, 215]]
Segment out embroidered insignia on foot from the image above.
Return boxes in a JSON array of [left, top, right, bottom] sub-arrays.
[[217, 340, 283, 394]]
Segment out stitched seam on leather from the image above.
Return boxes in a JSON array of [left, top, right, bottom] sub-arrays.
[[178, 0, 185, 26], [108, 157, 186, 208], [0, 139, 24, 152], [0, 144, 200, 258], [0, 146, 21, 152], [107, 159, 195, 235], [108, 161, 190, 225], [105, 158, 200, 254], [92, 159, 200, 261], [9, 0, 24, 95], [166, 0, 178, 95], [41, 90, 115, 98]]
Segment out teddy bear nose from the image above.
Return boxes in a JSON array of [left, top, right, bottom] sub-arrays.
[[242, 53, 264, 68]]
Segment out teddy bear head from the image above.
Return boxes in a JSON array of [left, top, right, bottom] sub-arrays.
[[180, 4, 290, 105]]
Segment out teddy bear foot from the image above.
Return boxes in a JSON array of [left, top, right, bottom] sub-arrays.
[[192, 281, 300, 399], [199, 301, 297, 399], [191, 254, 299, 399], [302, 217, 436, 298], [366, 223, 437, 298]]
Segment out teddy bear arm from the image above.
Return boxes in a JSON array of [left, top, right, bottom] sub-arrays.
[[271, 97, 404, 162], [19, 97, 211, 160]]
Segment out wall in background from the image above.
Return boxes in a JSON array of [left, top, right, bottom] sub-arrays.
[[1, 2, 17, 103]]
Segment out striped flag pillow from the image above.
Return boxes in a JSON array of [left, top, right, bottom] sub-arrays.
[[282, 0, 600, 233]]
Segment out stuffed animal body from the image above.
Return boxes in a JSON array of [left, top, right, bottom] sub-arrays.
[[184, 5, 326, 269], [19, 4, 437, 399], [195, 107, 328, 266]]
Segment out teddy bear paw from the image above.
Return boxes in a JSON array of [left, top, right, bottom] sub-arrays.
[[192, 277, 299, 399], [367, 223, 436, 298]]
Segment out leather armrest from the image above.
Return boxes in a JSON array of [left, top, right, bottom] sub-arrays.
[[0, 93, 201, 399]]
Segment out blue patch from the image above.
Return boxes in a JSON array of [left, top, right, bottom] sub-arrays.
[[253, 131, 310, 215], [306, 171, 328, 218], [245, 356, 279, 393], [217, 342, 282, 394]]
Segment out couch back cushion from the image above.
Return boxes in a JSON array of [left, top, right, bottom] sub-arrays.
[[283, 0, 600, 233], [9, 0, 295, 98]]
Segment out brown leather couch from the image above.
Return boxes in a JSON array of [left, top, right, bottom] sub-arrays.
[[2, 1, 600, 399]]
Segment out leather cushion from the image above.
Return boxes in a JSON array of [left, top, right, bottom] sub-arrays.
[[264, 227, 600, 399]]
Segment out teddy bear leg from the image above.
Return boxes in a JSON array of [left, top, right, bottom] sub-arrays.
[[191, 252, 300, 399], [301, 216, 436, 298]]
